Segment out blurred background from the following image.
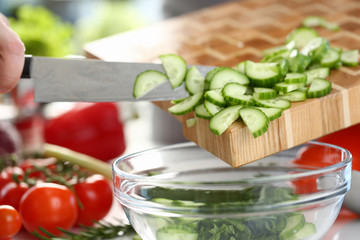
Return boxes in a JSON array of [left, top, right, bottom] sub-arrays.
[[0, 0, 232, 163]]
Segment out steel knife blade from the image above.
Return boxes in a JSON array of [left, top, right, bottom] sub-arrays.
[[21, 56, 215, 102]]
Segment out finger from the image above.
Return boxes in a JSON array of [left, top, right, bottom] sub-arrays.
[[0, 16, 25, 93], [0, 13, 10, 26]]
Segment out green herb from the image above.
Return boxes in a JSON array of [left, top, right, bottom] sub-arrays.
[[145, 185, 315, 240], [33, 220, 135, 240]]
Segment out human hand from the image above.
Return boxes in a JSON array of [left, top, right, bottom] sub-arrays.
[[0, 13, 25, 94]]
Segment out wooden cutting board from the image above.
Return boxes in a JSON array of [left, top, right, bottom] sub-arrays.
[[84, 0, 360, 167]]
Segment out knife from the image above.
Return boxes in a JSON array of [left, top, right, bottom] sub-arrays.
[[21, 56, 215, 102]]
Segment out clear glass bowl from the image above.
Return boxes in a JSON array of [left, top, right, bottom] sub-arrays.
[[113, 141, 352, 240]]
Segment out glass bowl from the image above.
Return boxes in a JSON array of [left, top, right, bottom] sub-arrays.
[[112, 141, 352, 240]]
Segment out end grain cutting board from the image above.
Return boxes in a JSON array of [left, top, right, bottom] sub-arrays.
[[84, 0, 360, 167]]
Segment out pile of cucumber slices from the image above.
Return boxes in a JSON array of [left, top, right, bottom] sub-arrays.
[[133, 17, 359, 138]]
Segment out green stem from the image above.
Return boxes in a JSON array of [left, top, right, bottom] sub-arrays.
[[43, 144, 113, 180]]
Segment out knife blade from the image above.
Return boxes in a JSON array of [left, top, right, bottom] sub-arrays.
[[21, 56, 215, 102]]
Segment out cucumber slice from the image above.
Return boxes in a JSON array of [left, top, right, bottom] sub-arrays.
[[204, 66, 227, 90], [236, 61, 246, 74], [222, 82, 252, 105], [256, 107, 283, 121], [271, 57, 290, 77], [275, 82, 304, 93], [292, 222, 316, 239], [279, 214, 306, 240], [284, 73, 307, 84], [321, 48, 341, 68], [225, 94, 254, 106], [279, 90, 307, 102], [168, 92, 203, 115], [204, 100, 223, 116], [253, 87, 277, 100], [171, 97, 187, 105], [288, 50, 311, 73], [341, 49, 359, 67], [133, 70, 168, 99], [245, 60, 281, 87], [305, 67, 330, 84], [159, 54, 188, 89], [262, 40, 295, 57], [254, 97, 291, 109], [209, 67, 249, 89], [185, 66, 204, 95], [209, 105, 242, 136], [239, 107, 269, 138], [286, 27, 319, 48], [156, 225, 198, 240], [301, 37, 329, 62], [186, 118, 197, 127], [307, 78, 332, 98], [204, 89, 227, 107], [302, 16, 339, 31], [195, 103, 212, 119]]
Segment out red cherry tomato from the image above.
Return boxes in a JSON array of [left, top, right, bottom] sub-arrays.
[[0, 167, 24, 191], [73, 174, 113, 226], [0, 182, 29, 210], [19, 182, 78, 237], [0, 205, 22, 240]]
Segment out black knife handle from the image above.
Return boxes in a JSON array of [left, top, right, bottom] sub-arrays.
[[21, 55, 32, 79]]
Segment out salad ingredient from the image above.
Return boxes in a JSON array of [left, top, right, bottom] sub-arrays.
[[341, 49, 359, 67], [245, 61, 281, 87], [204, 89, 227, 107], [285, 27, 319, 48], [168, 92, 203, 115], [33, 220, 135, 240], [133, 70, 168, 98], [209, 67, 249, 89], [19, 182, 78, 237], [0, 182, 29, 210], [0, 205, 22, 240], [306, 78, 332, 98], [0, 167, 24, 192], [43, 144, 112, 180], [256, 107, 283, 121], [302, 16, 339, 31], [239, 107, 269, 138], [44, 102, 125, 162], [73, 174, 113, 226], [0, 121, 22, 164], [159, 54, 188, 89], [209, 105, 242, 135], [185, 66, 205, 95], [142, 185, 315, 240]]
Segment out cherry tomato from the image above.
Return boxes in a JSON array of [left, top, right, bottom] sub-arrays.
[[0, 182, 29, 210], [19, 182, 78, 237], [73, 174, 113, 226], [0, 167, 24, 191], [0, 205, 22, 240]]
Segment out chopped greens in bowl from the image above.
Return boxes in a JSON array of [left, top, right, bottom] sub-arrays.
[[113, 141, 351, 240]]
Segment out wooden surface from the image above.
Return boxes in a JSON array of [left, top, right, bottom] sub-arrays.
[[84, 0, 360, 167]]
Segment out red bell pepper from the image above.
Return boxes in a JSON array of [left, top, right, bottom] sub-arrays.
[[44, 102, 126, 162]]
